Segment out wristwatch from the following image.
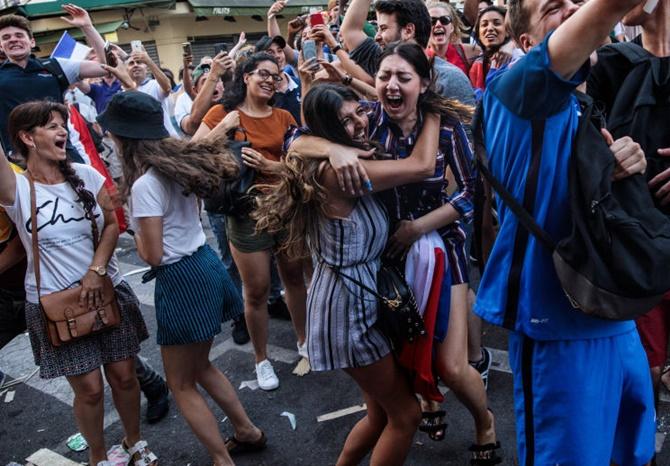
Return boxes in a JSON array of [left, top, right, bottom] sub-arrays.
[[341, 73, 353, 86], [89, 265, 108, 277], [331, 43, 343, 54]]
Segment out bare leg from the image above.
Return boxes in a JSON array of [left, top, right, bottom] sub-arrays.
[[104, 357, 141, 446], [161, 342, 234, 466], [275, 251, 307, 346], [230, 245, 272, 363], [337, 355, 421, 466], [66, 369, 107, 464], [434, 284, 496, 445], [195, 342, 262, 443]]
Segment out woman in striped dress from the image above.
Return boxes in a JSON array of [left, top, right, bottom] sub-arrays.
[[97, 91, 264, 466], [255, 83, 441, 466], [289, 43, 500, 464]]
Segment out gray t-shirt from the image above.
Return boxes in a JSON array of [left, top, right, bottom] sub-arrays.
[[432, 57, 475, 106]]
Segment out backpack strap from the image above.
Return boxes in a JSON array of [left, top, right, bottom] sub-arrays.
[[472, 104, 556, 252], [37, 58, 70, 94]]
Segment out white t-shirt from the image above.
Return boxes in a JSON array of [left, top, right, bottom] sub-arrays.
[[1, 164, 122, 303], [173, 92, 193, 133], [137, 79, 180, 138], [130, 168, 206, 265]]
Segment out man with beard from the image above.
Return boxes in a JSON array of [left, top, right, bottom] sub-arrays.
[[126, 48, 178, 137]]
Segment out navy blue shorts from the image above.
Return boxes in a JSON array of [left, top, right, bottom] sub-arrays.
[[508, 329, 655, 466]]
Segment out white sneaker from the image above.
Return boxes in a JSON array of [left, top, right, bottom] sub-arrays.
[[255, 359, 279, 391], [297, 341, 309, 359]]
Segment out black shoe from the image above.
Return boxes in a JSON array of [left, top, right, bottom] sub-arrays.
[[144, 383, 169, 424], [232, 317, 250, 345], [268, 298, 291, 320], [470, 347, 493, 390]]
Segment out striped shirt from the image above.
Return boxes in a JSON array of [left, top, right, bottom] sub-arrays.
[[363, 101, 476, 245]]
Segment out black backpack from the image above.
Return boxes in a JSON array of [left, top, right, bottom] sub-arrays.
[[589, 41, 670, 214], [203, 129, 255, 216], [473, 93, 670, 322]]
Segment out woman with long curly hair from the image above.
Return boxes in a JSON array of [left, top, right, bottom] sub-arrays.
[[0, 101, 156, 466], [97, 91, 265, 466], [255, 83, 441, 466], [290, 42, 501, 464], [193, 52, 307, 391]]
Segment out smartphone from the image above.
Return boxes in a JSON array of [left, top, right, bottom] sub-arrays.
[[309, 11, 325, 27], [181, 42, 192, 56], [104, 41, 117, 67], [130, 40, 143, 53], [302, 39, 317, 62], [214, 42, 228, 55]]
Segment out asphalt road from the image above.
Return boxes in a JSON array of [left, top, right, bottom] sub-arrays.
[[1, 227, 669, 466]]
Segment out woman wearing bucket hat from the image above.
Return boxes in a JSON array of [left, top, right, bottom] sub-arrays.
[[98, 91, 266, 465], [0, 100, 156, 466]]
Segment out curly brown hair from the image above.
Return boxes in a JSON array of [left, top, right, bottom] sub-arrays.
[[113, 134, 240, 199], [253, 154, 329, 259]]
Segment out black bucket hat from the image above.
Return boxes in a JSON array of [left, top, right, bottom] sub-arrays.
[[97, 91, 169, 140], [255, 35, 287, 53]]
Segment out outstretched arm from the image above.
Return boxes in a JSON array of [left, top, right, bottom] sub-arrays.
[[548, 0, 644, 79]]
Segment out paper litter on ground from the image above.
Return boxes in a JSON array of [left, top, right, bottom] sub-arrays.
[[239, 380, 259, 391], [4, 390, 15, 403], [281, 411, 297, 430], [317, 404, 367, 422], [25, 448, 82, 466]]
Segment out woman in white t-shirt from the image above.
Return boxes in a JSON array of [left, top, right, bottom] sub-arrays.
[[0, 101, 156, 466], [97, 91, 265, 465]]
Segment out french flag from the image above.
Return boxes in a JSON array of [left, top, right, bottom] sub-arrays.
[[51, 31, 91, 61]]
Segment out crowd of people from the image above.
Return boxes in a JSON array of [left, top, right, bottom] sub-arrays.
[[0, 0, 669, 465]]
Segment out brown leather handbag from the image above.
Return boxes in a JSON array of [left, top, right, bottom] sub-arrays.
[[29, 176, 121, 347]]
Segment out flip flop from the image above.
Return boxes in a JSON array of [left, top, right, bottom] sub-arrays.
[[225, 431, 267, 454]]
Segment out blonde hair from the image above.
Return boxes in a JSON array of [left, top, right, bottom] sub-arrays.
[[426, 1, 468, 44]]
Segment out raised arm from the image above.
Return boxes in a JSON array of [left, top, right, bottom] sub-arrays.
[[340, 0, 372, 51], [131, 50, 171, 95], [61, 4, 106, 66], [309, 24, 375, 85], [547, 0, 644, 79]]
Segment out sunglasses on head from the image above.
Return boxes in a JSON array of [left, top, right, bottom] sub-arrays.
[[431, 15, 452, 26]]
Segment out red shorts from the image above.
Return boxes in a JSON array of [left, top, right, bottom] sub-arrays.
[[635, 292, 670, 368]]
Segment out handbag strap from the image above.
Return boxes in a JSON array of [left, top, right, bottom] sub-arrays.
[[27, 173, 100, 300]]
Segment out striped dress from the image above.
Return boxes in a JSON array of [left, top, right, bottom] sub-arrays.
[[307, 195, 392, 372]]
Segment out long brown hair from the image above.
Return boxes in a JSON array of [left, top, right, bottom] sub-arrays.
[[8, 101, 98, 221], [113, 134, 239, 199], [254, 154, 328, 259]]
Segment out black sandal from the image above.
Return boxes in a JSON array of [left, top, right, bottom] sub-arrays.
[[469, 441, 502, 466], [225, 431, 267, 454], [418, 410, 447, 441]]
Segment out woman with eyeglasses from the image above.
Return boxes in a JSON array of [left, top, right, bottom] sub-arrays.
[[193, 53, 307, 392], [426, 2, 480, 76]]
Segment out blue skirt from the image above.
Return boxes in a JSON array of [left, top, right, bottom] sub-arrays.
[[154, 245, 243, 345]]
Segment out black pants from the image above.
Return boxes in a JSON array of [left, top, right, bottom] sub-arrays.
[[0, 288, 26, 350]]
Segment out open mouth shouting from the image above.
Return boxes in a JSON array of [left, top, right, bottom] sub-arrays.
[[385, 94, 404, 112]]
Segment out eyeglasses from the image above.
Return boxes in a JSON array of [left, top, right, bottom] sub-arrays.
[[249, 69, 283, 83], [431, 15, 452, 26]]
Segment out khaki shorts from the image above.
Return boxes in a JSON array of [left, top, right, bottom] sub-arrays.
[[225, 212, 284, 253]]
